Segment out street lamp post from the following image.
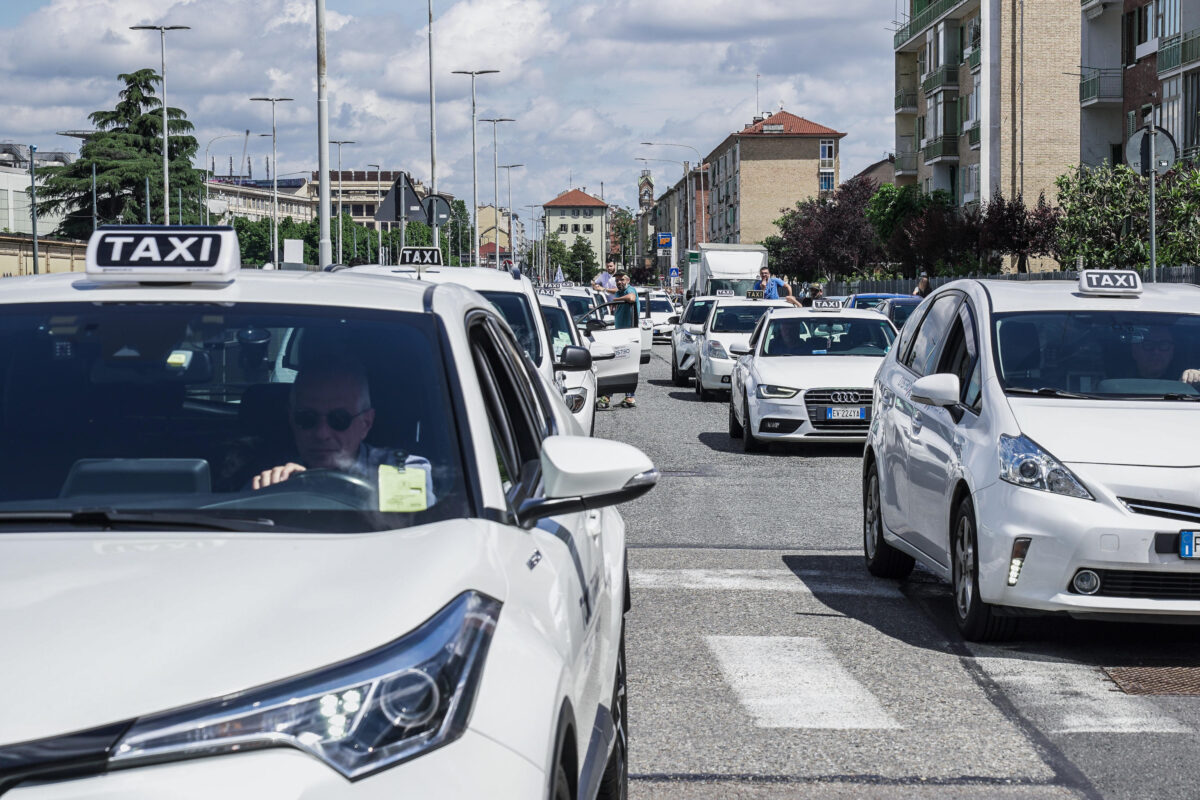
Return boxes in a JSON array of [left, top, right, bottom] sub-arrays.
[[315, 0, 332, 267], [498, 163, 523, 270], [131, 24, 190, 225], [479, 117, 513, 267], [330, 140, 355, 263], [452, 69, 498, 266], [642, 141, 706, 247], [29, 145, 38, 274], [368, 163, 382, 265], [203, 132, 246, 224], [250, 97, 293, 266]]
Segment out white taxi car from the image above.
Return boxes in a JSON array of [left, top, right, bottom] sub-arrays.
[[728, 303, 898, 452], [647, 292, 678, 342], [688, 293, 790, 400], [669, 296, 718, 386], [863, 271, 1200, 641], [539, 290, 612, 435], [0, 226, 655, 798]]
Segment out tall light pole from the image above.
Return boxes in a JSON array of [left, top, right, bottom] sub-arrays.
[[499, 163, 523, 270], [29, 145, 38, 274], [203, 132, 245, 224], [479, 117, 513, 267], [315, 0, 332, 267], [642, 141, 706, 246], [368, 163, 382, 265], [452, 69, 498, 266], [427, 0, 438, 252], [251, 96, 293, 266], [330, 139, 354, 263], [131, 24, 189, 225]]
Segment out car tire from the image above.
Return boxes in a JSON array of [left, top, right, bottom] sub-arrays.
[[671, 349, 687, 387], [695, 369, 712, 401], [862, 462, 914, 579], [728, 397, 743, 438], [742, 396, 765, 453], [952, 496, 1017, 642], [596, 622, 628, 800], [551, 763, 572, 800]]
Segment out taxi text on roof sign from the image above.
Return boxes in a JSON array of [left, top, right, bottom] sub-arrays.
[[812, 298, 843, 310], [85, 226, 241, 283], [1078, 269, 1143, 296]]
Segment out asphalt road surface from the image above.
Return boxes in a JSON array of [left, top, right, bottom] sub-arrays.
[[597, 344, 1200, 800]]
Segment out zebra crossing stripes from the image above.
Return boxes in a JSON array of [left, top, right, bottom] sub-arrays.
[[630, 567, 903, 597]]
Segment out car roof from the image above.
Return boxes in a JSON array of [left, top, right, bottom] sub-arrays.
[[713, 297, 791, 309], [537, 292, 567, 309], [347, 264, 532, 293], [883, 296, 922, 305], [850, 293, 909, 299], [964, 278, 1200, 314], [768, 306, 891, 321]]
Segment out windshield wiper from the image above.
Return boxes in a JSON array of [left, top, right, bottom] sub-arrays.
[[1004, 386, 1099, 400], [1160, 393, 1200, 402], [0, 509, 277, 532]]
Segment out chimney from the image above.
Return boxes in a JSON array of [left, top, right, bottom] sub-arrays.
[[753, 115, 764, 125]]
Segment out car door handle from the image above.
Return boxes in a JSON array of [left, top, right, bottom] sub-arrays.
[[586, 510, 602, 537]]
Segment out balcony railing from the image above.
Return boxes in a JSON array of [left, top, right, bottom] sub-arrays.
[[922, 136, 959, 161], [819, 158, 836, 169], [1159, 34, 1181, 73], [895, 0, 967, 48], [895, 89, 918, 110], [968, 48, 981, 70], [967, 123, 980, 148], [894, 153, 918, 173], [1182, 28, 1200, 66], [922, 65, 960, 93], [1079, 67, 1122, 104]]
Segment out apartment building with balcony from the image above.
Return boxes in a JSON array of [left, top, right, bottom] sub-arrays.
[[894, 0, 1079, 207], [704, 110, 845, 244]]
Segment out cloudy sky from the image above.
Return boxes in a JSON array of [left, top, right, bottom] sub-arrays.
[[1, 0, 898, 221]]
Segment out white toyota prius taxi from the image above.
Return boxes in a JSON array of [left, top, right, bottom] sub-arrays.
[[863, 271, 1200, 641], [689, 293, 791, 400], [728, 302, 899, 451], [0, 227, 655, 799]]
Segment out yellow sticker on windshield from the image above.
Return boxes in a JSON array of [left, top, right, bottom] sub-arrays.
[[378, 465, 428, 513]]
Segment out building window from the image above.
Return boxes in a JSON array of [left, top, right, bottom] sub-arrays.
[[583, 224, 593, 233], [1124, 6, 1150, 65], [572, 224, 580, 233], [1163, 76, 1182, 147], [1158, 0, 1179, 39], [819, 171, 834, 192], [365, 204, 375, 217], [572, 209, 580, 217], [558, 224, 568, 233], [820, 139, 835, 160], [583, 209, 593, 217]]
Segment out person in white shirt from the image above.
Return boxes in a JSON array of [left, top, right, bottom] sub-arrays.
[[592, 261, 618, 298]]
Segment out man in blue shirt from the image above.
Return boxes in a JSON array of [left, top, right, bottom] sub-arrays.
[[607, 271, 640, 408], [754, 267, 801, 307]]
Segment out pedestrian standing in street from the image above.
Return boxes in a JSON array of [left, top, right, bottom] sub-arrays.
[[800, 284, 824, 307], [592, 260, 618, 299], [609, 271, 640, 409], [913, 273, 933, 298], [753, 267, 801, 306]]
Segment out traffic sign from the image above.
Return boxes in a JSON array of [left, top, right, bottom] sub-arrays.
[[656, 232, 673, 249], [376, 173, 428, 223], [688, 251, 700, 263], [669, 266, 680, 278], [422, 194, 453, 227], [400, 247, 442, 266], [1126, 126, 1177, 177]]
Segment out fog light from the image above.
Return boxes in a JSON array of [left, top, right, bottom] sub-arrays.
[[721, 375, 731, 383], [1072, 569, 1101, 595], [1007, 537, 1032, 586]]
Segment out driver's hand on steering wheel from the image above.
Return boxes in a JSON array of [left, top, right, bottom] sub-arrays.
[[252, 462, 306, 489], [1182, 369, 1200, 385]]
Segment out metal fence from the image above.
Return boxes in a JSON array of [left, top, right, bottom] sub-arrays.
[[813, 265, 1200, 298]]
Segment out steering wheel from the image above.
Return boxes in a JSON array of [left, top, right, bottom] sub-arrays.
[[258, 468, 376, 506]]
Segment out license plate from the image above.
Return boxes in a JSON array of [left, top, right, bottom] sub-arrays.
[[1181, 531, 1200, 558], [827, 407, 865, 420]]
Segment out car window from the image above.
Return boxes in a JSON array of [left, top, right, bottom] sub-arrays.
[[649, 300, 674, 313], [469, 317, 545, 484], [541, 306, 577, 360], [0, 302, 469, 531], [936, 303, 982, 411], [903, 292, 961, 377], [559, 294, 593, 319], [478, 290, 543, 366], [891, 302, 917, 326], [711, 304, 774, 334], [683, 300, 714, 325], [763, 317, 895, 357]]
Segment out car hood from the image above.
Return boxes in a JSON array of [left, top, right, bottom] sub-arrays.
[[755, 356, 882, 390], [1007, 397, 1200, 467], [0, 520, 511, 745]]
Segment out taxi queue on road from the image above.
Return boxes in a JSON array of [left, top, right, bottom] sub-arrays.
[[2, 223, 1199, 799]]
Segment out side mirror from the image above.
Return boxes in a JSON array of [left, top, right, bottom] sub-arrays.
[[729, 344, 751, 356], [590, 343, 616, 361], [514, 436, 659, 529], [586, 318, 609, 331], [556, 345, 592, 372], [602, 314, 616, 326], [684, 323, 705, 336], [667, 315, 680, 325], [911, 373, 961, 408]]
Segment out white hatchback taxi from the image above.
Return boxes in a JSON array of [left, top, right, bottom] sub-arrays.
[[863, 271, 1200, 640], [669, 296, 718, 387], [0, 227, 654, 798], [728, 303, 898, 451]]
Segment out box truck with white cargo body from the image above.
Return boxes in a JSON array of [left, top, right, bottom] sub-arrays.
[[691, 243, 768, 298]]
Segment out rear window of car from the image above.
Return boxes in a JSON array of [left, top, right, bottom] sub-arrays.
[[684, 300, 714, 324], [711, 304, 774, 333]]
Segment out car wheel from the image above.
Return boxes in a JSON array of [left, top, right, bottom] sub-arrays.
[[728, 397, 743, 438], [671, 349, 687, 387], [695, 368, 711, 401], [550, 763, 572, 800], [862, 462, 914, 579], [952, 497, 1016, 642], [742, 396, 765, 452], [596, 622, 628, 800]]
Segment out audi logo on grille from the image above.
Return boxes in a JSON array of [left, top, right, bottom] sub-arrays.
[[830, 391, 862, 403]]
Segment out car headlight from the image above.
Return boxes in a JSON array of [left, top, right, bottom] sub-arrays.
[[756, 384, 799, 399], [998, 434, 1092, 499], [563, 387, 588, 414], [680, 331, 696, 344], [110, 592, 501, 779], [705, 340, 729, 359]]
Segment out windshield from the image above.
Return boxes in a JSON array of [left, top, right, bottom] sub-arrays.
[[649, 300, 674, 314], [0, 303, 469, 532], [711, 304, 775, 334], [479, 291, 543, 365], [683, 300, 714, 324], [890, 303, 917, 325], [850, 296, 892, 309], [560, 294, 593, 319], [994, 311, 1200, 397], [762, 317, 896, 356], [708, 279, 758, 296], [541, 306, 576, 360]]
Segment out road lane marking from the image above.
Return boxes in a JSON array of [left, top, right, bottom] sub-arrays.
[[974, 657, 1191, 734], [706, 635, 902, 729], [630, 568, 902, 597]]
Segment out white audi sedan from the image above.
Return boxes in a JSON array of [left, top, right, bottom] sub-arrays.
[[863, 271, 1200, 641], [728, 303, 898, 451], [0, 226, 653, 798], [689, 294, 791, 400]]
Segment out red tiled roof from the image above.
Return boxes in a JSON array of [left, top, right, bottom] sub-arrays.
[[738, 110, 845, 137], [478, 242, 510, 256], [543, 189, 608, 208]]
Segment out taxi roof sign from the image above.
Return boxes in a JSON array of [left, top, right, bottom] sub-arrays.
[[1078, 269, 1142, 297], [812, 298, 843, 310], [86, 226, 240, 283]]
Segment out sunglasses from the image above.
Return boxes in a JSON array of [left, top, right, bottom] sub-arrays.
[[292, 408, 367, 431]]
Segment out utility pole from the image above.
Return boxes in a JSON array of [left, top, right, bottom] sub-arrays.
[[130, 24, 190, 225], [316, 0, 332, 267], [427, 0, 439, 251], [369, 163, 382, 265], [452, 69, 499, 266], [331, 139, 355, 263], [479, 117, 514, 267], [29, 145, 38, 274], [91, 162, 98, 231], [499, 164, 523, 270], [251, 96, 293, 266], [145, 176, 151, 223]]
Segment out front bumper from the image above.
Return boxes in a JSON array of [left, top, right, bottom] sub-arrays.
[[974, 480, 1200, 618], [698, 356, 734, 391], [8, 729, 544, 799], [652, 324, 675, 341], [745, 397, 870, 443]]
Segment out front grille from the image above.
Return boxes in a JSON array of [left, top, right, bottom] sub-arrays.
[[1075, 568, 1200, 600], [804, 388, 873, 432], [1121, 497, 1200, 525]]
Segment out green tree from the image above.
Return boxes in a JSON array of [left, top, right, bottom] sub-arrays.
[[544, 233, 571, 278], [568, 235, 599, 283], [1053, 162, 1147, 269], [609, 206, 636, 267], [36, 68, 204, 238]]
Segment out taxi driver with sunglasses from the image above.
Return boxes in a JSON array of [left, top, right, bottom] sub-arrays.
[[251, 363, 433, 496]]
